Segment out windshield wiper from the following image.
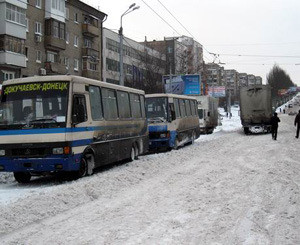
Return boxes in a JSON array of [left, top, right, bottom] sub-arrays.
[[148, 117, 166, 123]]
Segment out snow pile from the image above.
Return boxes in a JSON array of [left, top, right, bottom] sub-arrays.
[[0, 173, 13, 184]]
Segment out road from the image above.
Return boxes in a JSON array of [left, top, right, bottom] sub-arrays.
[[0, 107, 299, 244]]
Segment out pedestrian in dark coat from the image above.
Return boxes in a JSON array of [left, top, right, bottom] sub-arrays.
[[295, 110, 300, 138], [270, 112, 280, 140]]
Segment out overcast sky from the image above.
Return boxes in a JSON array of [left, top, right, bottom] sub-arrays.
[[83, 0, 300, 85]]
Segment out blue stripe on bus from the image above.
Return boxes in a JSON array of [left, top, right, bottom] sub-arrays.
[[71, 139, 93, 147], [0, 125, 140, 136], [148, 125, 168, 132]]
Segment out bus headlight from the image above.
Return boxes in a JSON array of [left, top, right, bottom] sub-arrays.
[[160, 132, 170, 138], [0, 150, 5, 156], [53, 147, 71, 155], [53, 148, 64, 155]]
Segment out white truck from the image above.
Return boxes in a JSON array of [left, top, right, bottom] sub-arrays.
[[195, 95, 219, 134], [239, 85, 272, 134]]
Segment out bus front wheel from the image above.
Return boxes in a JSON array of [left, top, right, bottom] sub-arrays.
[[14, 172, 31, 183]]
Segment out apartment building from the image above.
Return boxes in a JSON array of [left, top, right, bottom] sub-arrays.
[[0, 0, 27, 81], [204, 63, 224, 86], [224, 69, 238, 100], [0, 0, 107, 83], [103, 28, 166, 93]]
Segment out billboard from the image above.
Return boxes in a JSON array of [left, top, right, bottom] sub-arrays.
[[207, 86, 226, 97], [163, 74, 201, 95]]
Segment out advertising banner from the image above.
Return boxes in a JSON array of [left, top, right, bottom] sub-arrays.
[[163, 74, 201, 95], [207, 86, 226, 97]]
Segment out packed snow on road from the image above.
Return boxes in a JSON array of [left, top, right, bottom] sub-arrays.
[[0, 106, 299, 244]]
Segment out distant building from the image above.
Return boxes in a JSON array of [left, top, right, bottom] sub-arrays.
[[0, 0, 107, 83], [255, 76, 262, 85], [103, 28, 166, 93], [143, 36, 204, 76], [204, 63, 224, 87], [224, 69, 238, 100]]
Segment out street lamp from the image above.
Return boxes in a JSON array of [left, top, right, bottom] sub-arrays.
[[119, 3, 140, 86]]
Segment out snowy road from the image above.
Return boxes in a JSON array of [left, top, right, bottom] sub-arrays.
[[0, 108, 300, 244]]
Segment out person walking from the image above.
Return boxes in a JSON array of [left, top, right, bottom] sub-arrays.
[[295, 110, 300, 138], [270, 112, 280, 140]]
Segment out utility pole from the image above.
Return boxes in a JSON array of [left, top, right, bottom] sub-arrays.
[[119, 3, 140, 86]]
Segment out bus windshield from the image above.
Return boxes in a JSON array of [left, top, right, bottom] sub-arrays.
[[0, 81, 69, 129], [145, 97, 168, 123]]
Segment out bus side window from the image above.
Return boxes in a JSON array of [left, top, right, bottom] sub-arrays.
[[130, 93, 142, 118], [102, 88, 118, 120], [174, 99, 180, 118], [185, 100, 191, 116], [72, 95, 87, 124], [179, 99, 186, 117], [117, 91, 131, 119], [169, 103, 176, 121], [89, 86, 103, 120], [140, 95, 146, 118]]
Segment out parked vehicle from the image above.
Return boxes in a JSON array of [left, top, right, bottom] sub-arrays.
[[0, 75, 148, 183], [195, 95, 219, 134], [145, 94, 200, 150], [239, 85, 272, 134]]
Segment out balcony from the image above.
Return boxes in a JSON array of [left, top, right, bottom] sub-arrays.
[[45, 62, 67, 75], [82, 47, 99, 58], [82, 69, 100, 80], [0, 51, 26, 68], [82, 23, 100, 37], [44, 36, 66, 51]]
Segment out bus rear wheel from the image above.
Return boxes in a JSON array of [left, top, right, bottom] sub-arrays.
[[14, 172, 31, 183], [191, 131, 196, 144], [129, 146, 136, 162], [173, 138, 179, 150]]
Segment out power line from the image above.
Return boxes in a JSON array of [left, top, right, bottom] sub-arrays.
[[145, 0, 214, 62], [156, 0, 195, 39], [206, 42, 300, 47], [215, 53, 300, 58], [140, 0, 181, 36]]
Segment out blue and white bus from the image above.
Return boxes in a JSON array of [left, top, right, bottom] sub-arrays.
[[0, 75, 148, 183], [145, 94, 200, 150]]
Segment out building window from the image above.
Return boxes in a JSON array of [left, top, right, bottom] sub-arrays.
[[36, 0, 41, 8], [84, 38, 92, 48], [5, 3, 26, 26], [74, 59, 79, 71], [46, 51, 58, 63], [3, 71, 15, 81], [36, 50, 42, 63], [74, 35, 78, 47], [35, 22, 42, 35], [106, 58, 119, 72], [64, 57, 69, 69], [52, 0, 65, 12], [66, 32, 69, 44], [25, 18, 29, 32], [0, 35, 25, 54], [45, 19, 65, 39], [74, 13, 78, 23]]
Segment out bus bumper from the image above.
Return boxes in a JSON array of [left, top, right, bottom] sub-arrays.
[[149, 138, 170, 149], [0, 154, 82, 172]]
